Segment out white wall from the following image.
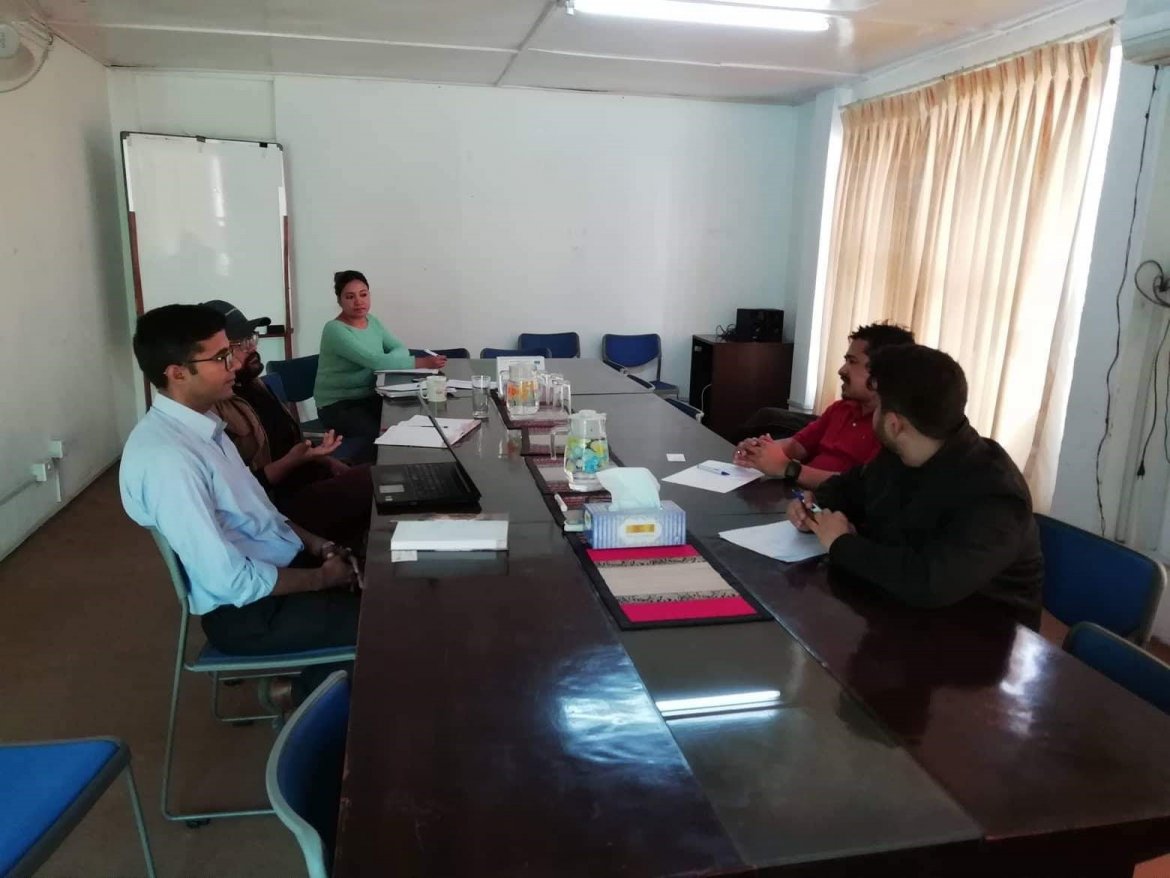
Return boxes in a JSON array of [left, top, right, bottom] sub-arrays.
[[0, 39, 132, 561], [108, 71, 800, 399]]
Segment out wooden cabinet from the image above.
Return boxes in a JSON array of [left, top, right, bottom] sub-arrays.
[[689, 335, 794, 441]]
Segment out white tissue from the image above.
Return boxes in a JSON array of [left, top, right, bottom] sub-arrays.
[[597, 467, 662, 511]]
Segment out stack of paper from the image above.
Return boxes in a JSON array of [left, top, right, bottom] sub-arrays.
[[374, 416, 480, 448], [376, 381, 424, 399], [392, 517, 509, 551], [718, 521, 825, 563], [375, 367, 440, 375]]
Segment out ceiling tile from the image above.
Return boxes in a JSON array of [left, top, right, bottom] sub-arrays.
[[500, 49, 841, 102], [52, 23, 513, 82], [40, 0, 549, 49], [531, 6, 954, 74]]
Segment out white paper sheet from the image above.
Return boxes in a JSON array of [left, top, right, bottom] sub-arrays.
[[373, 425, 447, 448], [718, 520, 826, 563], [401, 415, 479, 441], [666, 453, 686, 462], [661, 460, 761, 493]]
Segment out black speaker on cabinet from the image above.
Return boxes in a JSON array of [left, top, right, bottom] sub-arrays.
[[733, 308, 785, 342]]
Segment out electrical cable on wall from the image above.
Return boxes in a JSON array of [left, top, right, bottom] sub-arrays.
[[1095, 65, 1161, 536], [1134, 263, 1170, 478]]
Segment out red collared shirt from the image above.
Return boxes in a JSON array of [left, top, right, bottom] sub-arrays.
[[791, 399, 880, 474]]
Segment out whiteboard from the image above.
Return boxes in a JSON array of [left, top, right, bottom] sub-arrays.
[[122, 132, 290, 356]]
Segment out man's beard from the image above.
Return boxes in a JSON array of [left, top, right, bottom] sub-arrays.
[[235, 353, 263, 384]]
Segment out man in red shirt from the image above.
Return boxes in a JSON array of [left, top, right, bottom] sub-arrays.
[[734, 323, 914, 488]]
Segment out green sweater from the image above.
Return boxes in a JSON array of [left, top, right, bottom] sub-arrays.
[[313, 315, 415, 408]]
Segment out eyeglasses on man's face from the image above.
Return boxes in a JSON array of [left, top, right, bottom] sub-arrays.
[[231, 335, 259, 354], [187, 347, 237, 369]]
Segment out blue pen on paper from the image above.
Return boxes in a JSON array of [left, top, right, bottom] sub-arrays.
[[697, 463, 733, 476], [793, 488, 823, 517]]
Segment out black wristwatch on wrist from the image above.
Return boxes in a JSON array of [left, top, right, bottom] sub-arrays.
[[783, 460, 802, 483]]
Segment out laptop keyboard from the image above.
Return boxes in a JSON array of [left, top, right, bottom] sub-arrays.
[[404, 462, 464, 500]]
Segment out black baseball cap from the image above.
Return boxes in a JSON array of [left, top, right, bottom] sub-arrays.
[[202, 300, 271, 341]]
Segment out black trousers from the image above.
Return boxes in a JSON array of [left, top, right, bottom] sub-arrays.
[[200, 554, 360, 698], [318, 395, 381, 463]]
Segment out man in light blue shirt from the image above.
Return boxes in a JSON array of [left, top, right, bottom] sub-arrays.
[[121, 304, 359, 702]]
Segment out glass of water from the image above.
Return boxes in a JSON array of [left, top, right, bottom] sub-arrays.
[[471, 374, 492, 419]]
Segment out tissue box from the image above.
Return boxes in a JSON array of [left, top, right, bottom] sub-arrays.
[[583, 501, 686, 549]]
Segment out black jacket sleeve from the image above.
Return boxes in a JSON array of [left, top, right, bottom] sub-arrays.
[[827, 495, 1029, 608], [813, 463, 869, 524]]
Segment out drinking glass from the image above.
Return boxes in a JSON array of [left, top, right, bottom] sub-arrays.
[[471, 375, 492, 419]]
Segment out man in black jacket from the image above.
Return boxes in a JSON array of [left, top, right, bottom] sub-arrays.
[[790, 344, 1043, 629]]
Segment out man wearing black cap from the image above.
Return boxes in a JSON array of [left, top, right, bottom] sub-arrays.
[[204, 300, 372, 547]]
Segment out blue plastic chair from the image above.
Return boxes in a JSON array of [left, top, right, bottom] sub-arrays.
[[267, 355, 326, 435], [1036, 513, 1166, 644], [149, 528, 356, 826], [480, 346, 552, 359], [409, 347, 470, 359], [602, 334, 678, 398], [266, 670, 351, 878], [518, 332, 580, 358], [0, 738, 156, 878], [666, 397, 704, 423], [1064, 622, 1170, 714], [261, 373, 365, 463]]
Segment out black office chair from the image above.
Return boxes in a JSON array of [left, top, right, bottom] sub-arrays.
[[518, 333, 580, 358], [480, 346, 552, 359]]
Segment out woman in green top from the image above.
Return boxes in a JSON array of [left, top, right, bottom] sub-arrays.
[[314, 270, 446, 448]]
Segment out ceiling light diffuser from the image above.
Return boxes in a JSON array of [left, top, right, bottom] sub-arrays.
[[568, 0, 831, 32]]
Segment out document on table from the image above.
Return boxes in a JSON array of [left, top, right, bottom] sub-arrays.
[[718, 520, 826, 563], [375, 368, 440, 375], [661, 460, 761, 494], [374, 417, 480, 447]]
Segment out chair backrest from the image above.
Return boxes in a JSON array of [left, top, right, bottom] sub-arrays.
[[266, 671, 351, 878], [1037, 513, 1166, 644], [267, 356, 320, 404], [1064, 622, 1170, 714], [148, 528, 193, 614], [518, 332, 580, 358], [480, 346, 552, 359], [409, 347, 471, 359], [666, 397, 703, 422], [602, 334, 662, 379], [261, 372, 289, 403]]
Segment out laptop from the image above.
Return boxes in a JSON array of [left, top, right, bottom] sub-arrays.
[[372, 398, 482, 513]]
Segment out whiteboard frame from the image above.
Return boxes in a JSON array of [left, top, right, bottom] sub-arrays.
[[120, 131, 294, 409]]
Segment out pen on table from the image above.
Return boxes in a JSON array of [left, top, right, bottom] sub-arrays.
[[423, 349, 439, 357], [697, 463, 733, 476]]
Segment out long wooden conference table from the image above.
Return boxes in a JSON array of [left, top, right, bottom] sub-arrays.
[[334, 358, 1170, 877]]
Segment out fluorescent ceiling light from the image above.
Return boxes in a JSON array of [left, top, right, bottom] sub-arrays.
[[568, 0, 831, 32], [656, 689, 782, 718]]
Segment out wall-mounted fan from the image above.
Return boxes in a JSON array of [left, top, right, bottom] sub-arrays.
[[0, 0, 52, 94]]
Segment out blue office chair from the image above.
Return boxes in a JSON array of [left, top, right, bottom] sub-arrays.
[[409, 347, 471, 359], [518, 332, 580, 358], [602, 334, 678, 398], [266, 670, 350, 878], [267, 356, 326, 435], [262, 373, 365, 462], [480, 346, 552, 359], [1037, 513, 1166, 645], [1064, 622, 1170, 714], [0, 738, 156, 878], [149, 528, 356, 826], [666, 397, 704, 423]]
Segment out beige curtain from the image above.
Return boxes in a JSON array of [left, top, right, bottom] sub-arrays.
[[816, 32, 1112, 505]]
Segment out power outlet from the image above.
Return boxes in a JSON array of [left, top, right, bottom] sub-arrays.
[[48, 439, 65, 459], [30, 461, 51, 482]]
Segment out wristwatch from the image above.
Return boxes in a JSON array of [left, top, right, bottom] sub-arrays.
[[783, 460, 803, 483]]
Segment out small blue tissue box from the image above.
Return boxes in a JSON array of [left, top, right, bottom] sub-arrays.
[[582, 501, 687, 549]]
